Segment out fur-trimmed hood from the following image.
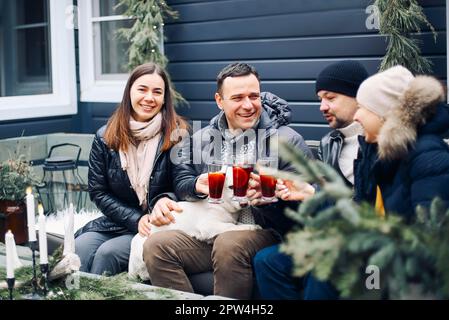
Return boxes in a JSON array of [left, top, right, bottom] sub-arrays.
[[377, 75, 447, 160]]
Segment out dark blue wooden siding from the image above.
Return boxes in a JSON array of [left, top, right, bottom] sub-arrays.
[[166, 0, 446, 140], [0, 0, 446, 140]]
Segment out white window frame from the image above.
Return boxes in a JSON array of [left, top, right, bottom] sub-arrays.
[[0, 0, 77, 121], [78, 0, 130, 103]]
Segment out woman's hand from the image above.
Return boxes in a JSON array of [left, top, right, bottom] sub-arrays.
[[138, 214, 152, 237], [149, 197, 183, 226], [276, 179, 315, 201], [195, 173, 209, 195]]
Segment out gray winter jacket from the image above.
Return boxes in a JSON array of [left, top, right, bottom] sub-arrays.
[[169, 91, 314, 237]]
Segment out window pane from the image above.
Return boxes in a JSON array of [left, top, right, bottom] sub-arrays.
[[16, 26, 52, 89], [0, 0, 52, 97], [94, 19, 133, 77], [16, 0, 46, 25], [93, 0, 126, 17]]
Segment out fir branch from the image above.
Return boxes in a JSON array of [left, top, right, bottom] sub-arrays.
[[374, 0, 437, 74], [0, 247, 178, 300]]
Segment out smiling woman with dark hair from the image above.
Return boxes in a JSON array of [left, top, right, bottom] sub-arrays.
[[74, 63, 188, 276]]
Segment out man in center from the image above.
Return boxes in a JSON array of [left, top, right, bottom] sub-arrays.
[[142, 62, 313, 299]]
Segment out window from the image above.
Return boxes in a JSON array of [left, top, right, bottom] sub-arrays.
[[79, 0, 164, 102], [0, 0, 77, 121], [79, 0, 133, 102], [92, 0, 132, 80], [1, 0, 52, 97]]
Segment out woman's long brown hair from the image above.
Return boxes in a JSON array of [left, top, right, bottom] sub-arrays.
[[104, 63, 188, 152]]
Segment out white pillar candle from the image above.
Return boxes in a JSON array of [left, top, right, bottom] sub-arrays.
[[5, 230, 16, 279], [25, 187, 37, 242], [38, 205, 48, 264], [63, 203, 75, 255]]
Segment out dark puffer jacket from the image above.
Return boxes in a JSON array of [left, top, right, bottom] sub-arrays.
[[354, 76, 449, 221], [75, 126, 175, 237], [170, 91, 314, 237]]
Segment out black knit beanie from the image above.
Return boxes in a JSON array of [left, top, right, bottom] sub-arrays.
[[315, 60, 369, 97]]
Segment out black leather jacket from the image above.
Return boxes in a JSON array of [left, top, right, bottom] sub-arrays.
[[75, 126, 175, 237], [318, 130, 352, 186]]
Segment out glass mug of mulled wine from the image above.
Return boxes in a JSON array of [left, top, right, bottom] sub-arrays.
[[256, 157, 279, 203], [207, 159, 227, 204], [231, 153, 255, 203]]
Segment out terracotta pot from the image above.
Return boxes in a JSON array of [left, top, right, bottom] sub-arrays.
[[0, 200, 28, 245]]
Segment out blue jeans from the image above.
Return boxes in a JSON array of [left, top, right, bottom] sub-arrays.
[[75, 231, 134, 276], [253, 244, 339, 300]]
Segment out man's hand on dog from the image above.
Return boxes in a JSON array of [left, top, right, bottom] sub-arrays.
[[150, 197, 183, 226]]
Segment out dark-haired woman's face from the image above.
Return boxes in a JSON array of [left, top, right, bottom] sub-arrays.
[[130, 73, 165, 122]]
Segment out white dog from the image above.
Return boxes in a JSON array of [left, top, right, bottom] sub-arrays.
[[128, 167, 261, 280]]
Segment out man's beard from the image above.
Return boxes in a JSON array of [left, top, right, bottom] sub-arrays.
[[332, 117, 352, 129]]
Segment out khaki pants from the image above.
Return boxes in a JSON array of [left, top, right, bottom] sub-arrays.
[[142, 229, 279, 299]]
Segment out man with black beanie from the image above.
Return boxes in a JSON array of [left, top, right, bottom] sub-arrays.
[[253, 60, 369, 300], [316, 60, 369, 185]]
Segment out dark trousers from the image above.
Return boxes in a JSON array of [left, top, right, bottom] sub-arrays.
[[253, 244, 339, 300], [75, 231, 134, 276]]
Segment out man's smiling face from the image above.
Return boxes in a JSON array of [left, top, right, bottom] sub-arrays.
[[215, 73, 262, 131]]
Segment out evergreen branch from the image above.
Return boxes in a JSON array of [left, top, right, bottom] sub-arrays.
[[374, 0, 436, 74]]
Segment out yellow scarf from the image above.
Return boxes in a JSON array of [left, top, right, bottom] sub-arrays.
[[375, 185, 386, 218]]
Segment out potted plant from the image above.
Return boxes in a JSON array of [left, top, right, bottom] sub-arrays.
[[0, 154, 39, 244]]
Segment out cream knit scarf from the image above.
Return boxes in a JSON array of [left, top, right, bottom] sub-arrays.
[[119, 112, 162, 209]]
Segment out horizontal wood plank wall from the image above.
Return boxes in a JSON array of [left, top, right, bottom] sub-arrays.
[[165, 0, 446, 140], [0, 0, 446, 140]]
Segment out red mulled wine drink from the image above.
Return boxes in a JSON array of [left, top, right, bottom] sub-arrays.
[[257, 157, 279, 202], [207, 160, 226, 204], [260, 174, 277, 198], [232, 165, 253, 201], [208, 172, 226, 201]]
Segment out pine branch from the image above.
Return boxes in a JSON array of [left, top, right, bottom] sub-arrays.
[[374, 0, 437, 74]]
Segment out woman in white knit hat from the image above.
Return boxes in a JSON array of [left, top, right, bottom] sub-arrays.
[[353, 65, 449, 220]]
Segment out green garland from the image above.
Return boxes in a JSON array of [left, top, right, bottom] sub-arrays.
[[375, 0, 437, 74], [0, 247, 177, 300], [277, 142, 449, 299]]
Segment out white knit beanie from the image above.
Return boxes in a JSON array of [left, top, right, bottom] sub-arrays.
[[356, 65, 415, 118]]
